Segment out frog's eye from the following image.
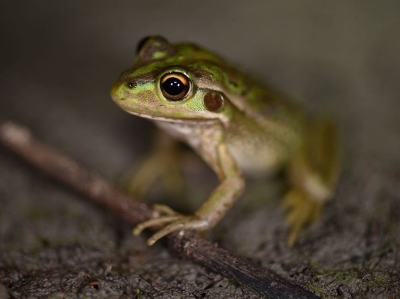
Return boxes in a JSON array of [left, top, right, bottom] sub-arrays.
[[160, 72, 191, 101]]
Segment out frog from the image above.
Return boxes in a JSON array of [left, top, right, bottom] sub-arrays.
[[110, 36, 340, 246]]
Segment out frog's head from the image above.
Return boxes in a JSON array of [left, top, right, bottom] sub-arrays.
[[111, 36, 240, 124]]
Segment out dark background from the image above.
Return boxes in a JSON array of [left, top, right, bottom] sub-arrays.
[[0, 1, 399, 298]]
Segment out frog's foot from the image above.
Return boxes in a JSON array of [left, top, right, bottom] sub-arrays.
[[283, 189, 322, 246], [133, 204, 208, 246]]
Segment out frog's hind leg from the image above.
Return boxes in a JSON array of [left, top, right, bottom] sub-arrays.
[[121, 131, 183, 197], [283, 117, 340, 246]]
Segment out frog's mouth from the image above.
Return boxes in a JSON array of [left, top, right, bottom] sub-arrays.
[[122, 109, 219, 124]]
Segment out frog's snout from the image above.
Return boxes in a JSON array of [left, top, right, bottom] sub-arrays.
[[110, 81, 119, 94], [110, 83, 124, 102]]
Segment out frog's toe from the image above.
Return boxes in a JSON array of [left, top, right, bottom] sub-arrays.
[[132, 204, 184, 236], [132, 215, 181, 236], [147, 217, 208, 246], [133, 204, 185, 237], [133, 206, 209, 246], [283, 189, 322, 246], [152, 203, 181, 216]]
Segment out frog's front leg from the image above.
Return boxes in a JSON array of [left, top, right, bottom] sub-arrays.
[[284, 117, 340, 246], [133, 142, 245, 246]]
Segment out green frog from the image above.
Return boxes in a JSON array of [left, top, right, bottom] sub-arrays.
[[111, 36, 340, 246]]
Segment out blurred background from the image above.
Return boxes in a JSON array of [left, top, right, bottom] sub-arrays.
[[0, 1, 399, 297], [1, 1, 399, 174]]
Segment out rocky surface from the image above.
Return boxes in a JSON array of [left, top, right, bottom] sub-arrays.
[[0, 1, 399, 298]]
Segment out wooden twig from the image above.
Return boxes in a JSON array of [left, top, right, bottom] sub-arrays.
[[0, 119, 319, 299]]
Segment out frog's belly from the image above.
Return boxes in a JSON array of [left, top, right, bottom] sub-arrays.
[[155, 119, 291, 176], [227, 139, 289, 175]]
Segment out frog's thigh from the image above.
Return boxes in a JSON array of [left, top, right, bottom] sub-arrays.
[[290, 117, 340, 198], [284, 117, 340, 245]]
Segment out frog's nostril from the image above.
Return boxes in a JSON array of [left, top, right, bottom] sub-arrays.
[[126, 81, 136, 89]]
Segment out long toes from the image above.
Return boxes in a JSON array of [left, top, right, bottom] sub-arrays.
[[152, 204, 181, 216], [132, 215, 181, 236], [146, 218, 209, 246], [287, 209, 310, 231], [287, 221, 302, 247], [147, 219, 190, 246]]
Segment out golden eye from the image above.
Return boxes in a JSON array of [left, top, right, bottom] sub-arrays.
[[160, 73, 191, 101]]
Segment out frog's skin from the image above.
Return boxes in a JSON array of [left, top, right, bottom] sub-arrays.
[[111, 36, 340, 246]]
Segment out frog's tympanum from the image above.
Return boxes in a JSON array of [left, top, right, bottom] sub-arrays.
[[111, 36, 340, 246]]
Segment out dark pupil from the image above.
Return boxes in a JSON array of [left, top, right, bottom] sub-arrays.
[[162, 78, 185, 96]]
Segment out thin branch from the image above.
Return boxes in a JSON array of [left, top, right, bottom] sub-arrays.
[[0, 119, 319, 299]]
